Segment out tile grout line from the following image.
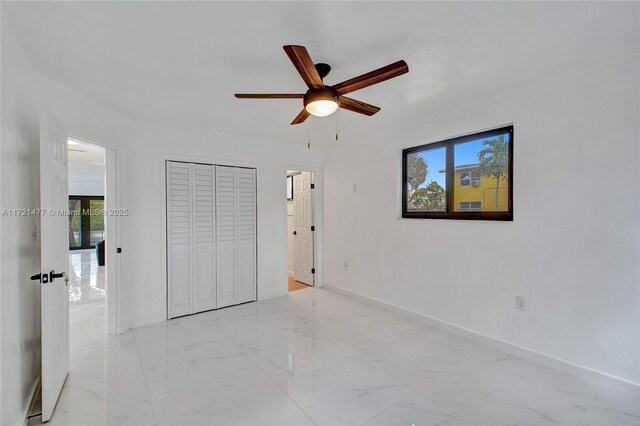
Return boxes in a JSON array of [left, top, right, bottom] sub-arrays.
[[267, 374, 319, 426], [575, 393, 599, 426], [154, 319, 286, 425]]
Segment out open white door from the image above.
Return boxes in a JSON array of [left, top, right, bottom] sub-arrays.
[[293, 172, 314, 285], [38, 109, 70, 421]]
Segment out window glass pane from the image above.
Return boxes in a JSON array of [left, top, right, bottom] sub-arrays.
[[406, 146, 446, 212], [89, 199, 105, 246], [69, 199, 82, 248], [453, 133, 510, 212]]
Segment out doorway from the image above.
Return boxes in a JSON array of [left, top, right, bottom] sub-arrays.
[[35, 112, 121, 422], [287, 170, 316, 292], [67, 137, 110, 348]]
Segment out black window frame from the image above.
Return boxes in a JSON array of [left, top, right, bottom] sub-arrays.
[[402, 126, 513, 221], [69, 195, 105, 249]]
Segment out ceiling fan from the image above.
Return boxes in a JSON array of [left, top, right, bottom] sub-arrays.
[[235, 45, 409, 125]]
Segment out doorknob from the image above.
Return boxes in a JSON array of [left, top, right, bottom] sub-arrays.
[[293, 231, 297, 235], [49, 270, 67, 284], [30, 273, 49, 283]]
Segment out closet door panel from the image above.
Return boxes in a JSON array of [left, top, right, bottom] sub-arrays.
[[193, 165, 216, 312], [237, 168, 256, 304], [167, 162, 192, 318], [216, 166, 237, 308]]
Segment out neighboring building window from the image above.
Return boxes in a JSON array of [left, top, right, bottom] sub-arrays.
[[460, 201, 481, 211], [460, 171, 480, 187], [402, 126, 513, 221]]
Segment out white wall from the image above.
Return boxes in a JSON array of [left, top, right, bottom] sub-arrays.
[[122, 123, 322, 327], [0, 18, 42, 426], [323, 56, 640, 384], [68, 143, 105, 196], [36, 74, 324, 330], [68, 181, 104, 197]]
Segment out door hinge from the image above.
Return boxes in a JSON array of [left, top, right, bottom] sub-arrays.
[[311, 226, 315, 232], [311, 268, 315, 274], [310, 183, 315, 189]]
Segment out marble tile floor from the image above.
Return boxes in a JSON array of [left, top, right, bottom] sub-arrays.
[[29, 287, 639, 426], [68, 249, 106, 306]]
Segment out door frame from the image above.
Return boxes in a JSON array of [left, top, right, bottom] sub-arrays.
[[67, 135, 122, 335], [285, 166, 323, 290]]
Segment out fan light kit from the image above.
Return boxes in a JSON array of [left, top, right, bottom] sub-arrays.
[[304, 89, 339, 117], [235, 45, 409, 125]]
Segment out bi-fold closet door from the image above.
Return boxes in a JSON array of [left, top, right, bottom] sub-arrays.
[[215, 166, 257, 308], [167, 162, 256, 319]]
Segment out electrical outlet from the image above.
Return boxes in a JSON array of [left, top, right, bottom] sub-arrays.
[[515, 296, 526, 310], [344, 262, 349, 270]]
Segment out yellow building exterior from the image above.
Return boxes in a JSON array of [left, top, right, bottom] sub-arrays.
[[452, 164, 508, 212]]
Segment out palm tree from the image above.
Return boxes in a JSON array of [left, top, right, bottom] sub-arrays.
[[477, 135, 509, 210]]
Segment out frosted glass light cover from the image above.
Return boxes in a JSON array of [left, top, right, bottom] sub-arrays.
[[305, 100, 338, 117]]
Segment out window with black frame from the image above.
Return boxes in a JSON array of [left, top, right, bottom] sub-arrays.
[[402, 126, 513, 221], [68, 196, 105, 249]]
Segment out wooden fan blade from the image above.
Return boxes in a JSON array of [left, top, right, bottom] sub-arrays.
[[338, 96, 381, 116], [283, 45, 324, 90], [235, 94, 304, 99], [332, 60, 409, 95], [291, 109, 310, 125]]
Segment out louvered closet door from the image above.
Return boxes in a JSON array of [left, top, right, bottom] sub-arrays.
[[193, 165, 216, 312], [236, 168, 256, 304], [215, 166, 237, 308], [167, 162, 192, 318]]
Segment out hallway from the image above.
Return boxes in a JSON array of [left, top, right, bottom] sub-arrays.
[[68, 249, 107, 352]]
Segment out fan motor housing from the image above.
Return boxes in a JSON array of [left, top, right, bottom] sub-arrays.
[[303, 88, 340, 108], [314, 63, 331, 80]]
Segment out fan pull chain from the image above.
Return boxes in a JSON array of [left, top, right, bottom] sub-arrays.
[[307, 126, 311, 149], [335, 111, 339, 141]]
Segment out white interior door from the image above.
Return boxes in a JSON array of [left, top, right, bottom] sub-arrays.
[[293, 172, 314, 285], [166, 162, 193, 318], [39, 108, 70, 421], [193, 164, 216, 312], [236, 168, 256, 304], [216, 166, 237, 308]]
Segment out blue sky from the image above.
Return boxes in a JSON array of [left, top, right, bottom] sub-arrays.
[[416, 134, 509, 189]]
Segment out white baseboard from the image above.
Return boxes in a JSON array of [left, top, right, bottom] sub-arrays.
[[325, 285, 639, 394], [259, 289, 288, 301], [129, 313, 166, 329], [20, 375, 41, 426]]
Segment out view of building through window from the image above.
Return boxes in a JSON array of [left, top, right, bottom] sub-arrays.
[[452, 135, 509, 212], [403, 127, 512, 220]]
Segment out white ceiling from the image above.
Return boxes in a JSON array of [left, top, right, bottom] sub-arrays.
[[3, 2, 638, 145], [68, 138, 105, 196]]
